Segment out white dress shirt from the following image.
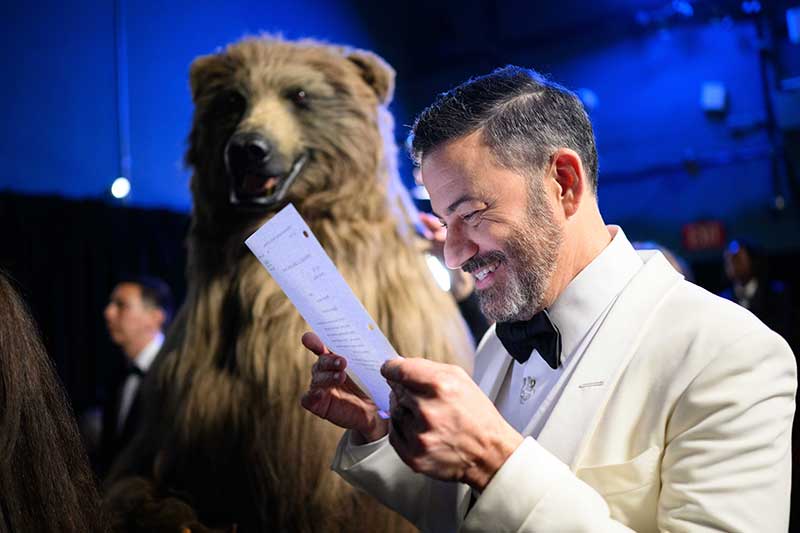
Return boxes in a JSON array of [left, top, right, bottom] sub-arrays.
[[733, 278, 758, 309], [117, 332, 163, 433]]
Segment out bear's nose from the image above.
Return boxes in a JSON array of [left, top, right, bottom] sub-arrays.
[[225, 133, 272, 170]]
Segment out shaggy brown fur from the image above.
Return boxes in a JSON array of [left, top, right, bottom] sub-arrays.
[[104, 36, 474, 532]]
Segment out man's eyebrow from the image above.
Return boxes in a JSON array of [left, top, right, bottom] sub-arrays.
[[431, 195, 477, 219]]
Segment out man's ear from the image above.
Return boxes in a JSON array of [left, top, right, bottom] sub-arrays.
[[149, 307, 166, 331], [550, 149, 585, 219], [188, 53, 230, 102], [346, 49, 395, 104]]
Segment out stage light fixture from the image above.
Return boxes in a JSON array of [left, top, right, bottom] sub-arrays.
[[111, 176, 131, 199], [701, 82, 727, 114]]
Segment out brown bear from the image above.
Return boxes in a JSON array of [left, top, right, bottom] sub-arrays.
[[103, 36, 474, 533]]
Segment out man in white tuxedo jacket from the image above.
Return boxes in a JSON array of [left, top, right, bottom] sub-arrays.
[[301, 66, 796, 532]]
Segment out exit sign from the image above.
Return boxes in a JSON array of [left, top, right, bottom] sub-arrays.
[[682, 221, 726, 251]]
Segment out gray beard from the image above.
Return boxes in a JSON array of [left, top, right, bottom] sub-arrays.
[[468, 192, 562, 323]]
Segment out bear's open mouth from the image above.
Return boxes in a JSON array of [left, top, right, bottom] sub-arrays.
[[228, 152, 309, 208]]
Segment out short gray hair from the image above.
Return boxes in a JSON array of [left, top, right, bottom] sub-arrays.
[[410, 65, 598, 193]]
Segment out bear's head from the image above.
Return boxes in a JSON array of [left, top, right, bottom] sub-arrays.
[[186, 36, 395, 229]]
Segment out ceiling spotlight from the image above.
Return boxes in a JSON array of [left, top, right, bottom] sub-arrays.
[[111, 176, 131, 199]]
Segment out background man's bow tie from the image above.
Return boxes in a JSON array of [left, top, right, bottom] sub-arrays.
[[125, 365, 144, 377]]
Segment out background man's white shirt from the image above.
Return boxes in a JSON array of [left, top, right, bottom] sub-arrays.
[[117, 332, 163, 433]]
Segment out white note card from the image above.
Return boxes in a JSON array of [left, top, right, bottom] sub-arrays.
[[244, 203, 398, 415]]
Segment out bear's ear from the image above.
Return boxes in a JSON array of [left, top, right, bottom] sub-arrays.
[[347, 50, 395, 105], [189, 53, 229, 102]]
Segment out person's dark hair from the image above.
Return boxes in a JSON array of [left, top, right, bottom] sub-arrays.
[[0, 271, 104, 532], [410, 65, 599, 192], [118, 275, 175, 326], [726, 238, 766, 280]]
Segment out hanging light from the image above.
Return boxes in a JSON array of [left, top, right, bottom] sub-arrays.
[[111, 177, 131, 199]]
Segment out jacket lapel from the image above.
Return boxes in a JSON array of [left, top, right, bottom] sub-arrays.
[[120, 387, 143, 444], [474, 330, 514, 401], [535, 252, 682, 469]]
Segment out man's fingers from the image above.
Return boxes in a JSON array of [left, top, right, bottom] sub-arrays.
[[311, 368, 346, 387], [301, 331, 329, 355], [389, 412, 410, 450], [381, 358, 441, 391], [389, 385, 410, 416], [313, 354, 345, 373], [300, 388, 326, 413], [418, 212, 439, 233], [302, 333, 350, 375]]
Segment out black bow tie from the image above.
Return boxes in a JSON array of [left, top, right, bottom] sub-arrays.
[[125, 365, 144, 377], [496, 310, 562, 369]]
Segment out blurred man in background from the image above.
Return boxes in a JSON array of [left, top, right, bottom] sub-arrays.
[[97, 275, 173, 476], [721, 239, 795, 349]]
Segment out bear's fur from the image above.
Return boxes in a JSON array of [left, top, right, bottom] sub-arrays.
[[104, 36, 474, 532]]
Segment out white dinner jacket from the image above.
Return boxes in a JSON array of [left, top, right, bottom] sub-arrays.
[[332, 251, 796, 532]]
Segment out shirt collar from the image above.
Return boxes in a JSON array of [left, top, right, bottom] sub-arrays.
[[133, 332, 164, 372], [734, 278, 758, 301], [547, 226, 643, 363]]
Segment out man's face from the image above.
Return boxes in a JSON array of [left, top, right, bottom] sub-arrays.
[[724, 248, 753, 284], [422, 132, 562, 322], [103, 283, 158, 352]]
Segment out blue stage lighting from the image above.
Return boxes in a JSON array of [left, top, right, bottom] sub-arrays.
[[741, 1, 761, 15], [672, 0, 694, 17]]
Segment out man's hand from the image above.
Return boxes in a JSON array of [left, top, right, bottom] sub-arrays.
[[300, 332, 389, 443], [381, 357, 523, 491]]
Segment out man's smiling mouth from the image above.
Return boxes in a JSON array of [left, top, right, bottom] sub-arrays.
[[473, 260, 500, 281]]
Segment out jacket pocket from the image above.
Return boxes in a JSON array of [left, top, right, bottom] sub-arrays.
[[575, 445, 661, 496]]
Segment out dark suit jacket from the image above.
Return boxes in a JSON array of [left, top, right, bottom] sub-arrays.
[[98, 368, 144, 478]]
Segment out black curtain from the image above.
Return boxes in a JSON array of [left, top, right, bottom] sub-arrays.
[[0, 192, 188, 414]]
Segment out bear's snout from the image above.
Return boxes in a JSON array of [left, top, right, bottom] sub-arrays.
[[225, 132, 273, 175], [223, 130, 307, 207]]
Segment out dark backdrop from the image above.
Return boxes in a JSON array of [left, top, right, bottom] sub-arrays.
[[0, 191, 188, 413]]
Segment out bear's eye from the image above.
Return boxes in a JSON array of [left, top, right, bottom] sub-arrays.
[[210, 90, 247, 120], [286, 88, 310, 110]]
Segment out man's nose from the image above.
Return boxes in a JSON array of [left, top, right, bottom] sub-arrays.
[[443, 224, 478, 270]]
